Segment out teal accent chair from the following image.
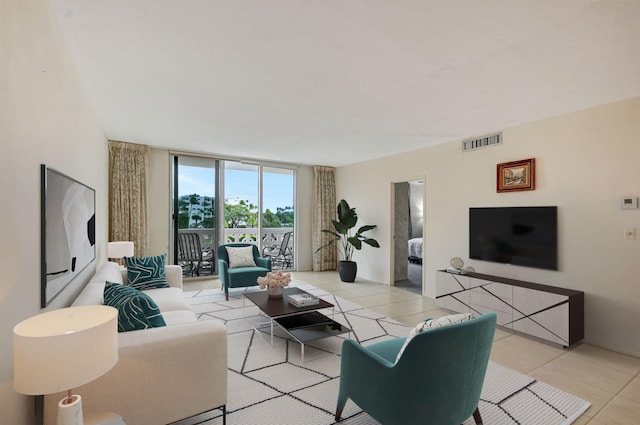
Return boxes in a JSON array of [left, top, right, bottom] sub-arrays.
[[218, 243, 271, 300], [335, 312, 497, 425]]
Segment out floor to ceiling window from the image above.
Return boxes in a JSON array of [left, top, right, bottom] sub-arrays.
[[173, 156, 218, 278], [172, 155, 295, 278], [223, 161, 258, 243], [262, 167, 294, 269]]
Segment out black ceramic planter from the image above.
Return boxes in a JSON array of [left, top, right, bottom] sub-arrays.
[[338, 260, 357, 282]]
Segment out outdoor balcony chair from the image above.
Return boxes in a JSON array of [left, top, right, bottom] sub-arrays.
[[262, 231, 293, 269], [177, 232, 214, 277]]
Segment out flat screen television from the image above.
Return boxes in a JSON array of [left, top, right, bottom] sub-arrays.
[[469, 206, 558, 271]]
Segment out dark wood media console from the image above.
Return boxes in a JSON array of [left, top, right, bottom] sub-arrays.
[[436, 271, 584, 347]]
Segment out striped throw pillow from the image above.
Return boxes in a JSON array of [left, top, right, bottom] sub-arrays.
[[395, 313, 472, 363], [125, 254, 170, 290], [104, 281, 166, 332]]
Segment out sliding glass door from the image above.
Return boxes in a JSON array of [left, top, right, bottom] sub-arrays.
[[173, 156, 218, 277], [223, 161, 258, 243], [172, 156, 295, 277], [262, 167, 294, 269]]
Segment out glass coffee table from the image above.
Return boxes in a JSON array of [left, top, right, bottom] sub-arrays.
[[243, 287, 351, 362]]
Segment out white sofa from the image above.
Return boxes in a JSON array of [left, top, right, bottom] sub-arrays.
[[44, 261, 227, 425]]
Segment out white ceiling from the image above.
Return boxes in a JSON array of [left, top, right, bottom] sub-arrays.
[[51, 0, 640, 167]]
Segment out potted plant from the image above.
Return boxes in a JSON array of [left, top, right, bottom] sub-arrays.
[[316, 199, 380, 282]]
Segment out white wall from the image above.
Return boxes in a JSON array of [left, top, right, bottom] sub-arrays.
[[0, 1, 108, 423], [337, 97, 640, 357]]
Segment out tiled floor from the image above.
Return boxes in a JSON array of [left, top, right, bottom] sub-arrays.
[[184, 271, 640, 425]]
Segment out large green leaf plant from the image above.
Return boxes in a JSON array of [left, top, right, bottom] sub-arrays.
[[316, 199, 380, 262]]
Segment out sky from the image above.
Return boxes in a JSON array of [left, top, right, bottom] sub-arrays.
[[178, 166, 293, 212]]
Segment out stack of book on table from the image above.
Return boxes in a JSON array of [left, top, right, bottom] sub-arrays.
[[288, 293, 320, 307]]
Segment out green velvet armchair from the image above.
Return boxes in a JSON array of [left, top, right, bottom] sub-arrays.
[[218, 243, 271, 300], [335, 312, 497, 425]]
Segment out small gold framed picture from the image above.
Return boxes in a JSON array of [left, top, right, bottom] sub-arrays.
[[497, 158, 535, 193]]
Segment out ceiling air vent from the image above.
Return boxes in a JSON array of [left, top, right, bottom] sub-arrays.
[[462, 132, 502, 152]]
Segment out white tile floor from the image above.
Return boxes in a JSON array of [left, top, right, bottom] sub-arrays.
[[185, 271, 640, 425]]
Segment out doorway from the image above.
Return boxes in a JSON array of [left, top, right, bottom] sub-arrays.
[[392, 180, 424, 294]]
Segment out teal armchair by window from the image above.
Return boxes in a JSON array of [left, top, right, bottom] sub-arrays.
[[218, 243, 271, 300], [335, 313, 497, 425]]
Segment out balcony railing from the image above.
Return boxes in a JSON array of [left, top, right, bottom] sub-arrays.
[[176, 228, 294, 273]]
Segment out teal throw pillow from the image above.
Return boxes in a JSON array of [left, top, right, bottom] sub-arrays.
[[125, 254, 170, 290], [104, 281, 166, 332]]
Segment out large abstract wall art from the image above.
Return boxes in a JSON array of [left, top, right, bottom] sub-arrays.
[[41, 164, 95, 307]]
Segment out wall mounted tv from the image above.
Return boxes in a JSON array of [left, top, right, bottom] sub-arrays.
[[469, 206, 558, 271]]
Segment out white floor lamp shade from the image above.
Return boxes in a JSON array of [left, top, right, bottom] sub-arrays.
[[13, 305, 119, 425]]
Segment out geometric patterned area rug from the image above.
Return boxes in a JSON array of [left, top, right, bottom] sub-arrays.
[[171, 281, 590, 425]]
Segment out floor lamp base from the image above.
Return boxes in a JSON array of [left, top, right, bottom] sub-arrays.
[[57, 394, 83, 425]]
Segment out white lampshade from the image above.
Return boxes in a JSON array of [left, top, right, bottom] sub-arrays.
[[13, 305, 118, 395], [107, 241, 134, 259]]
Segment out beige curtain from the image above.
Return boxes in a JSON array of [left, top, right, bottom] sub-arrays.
[[108, 140, 149, 257], [312, 166, 337, 271]]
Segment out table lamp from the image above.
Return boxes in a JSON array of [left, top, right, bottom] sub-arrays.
[[13, 305, 119, 425], [107, 241, 134, 266]]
